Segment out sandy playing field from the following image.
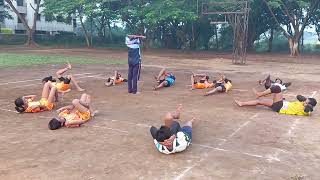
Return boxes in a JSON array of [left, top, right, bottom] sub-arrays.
[[0, 47, 319, 180]]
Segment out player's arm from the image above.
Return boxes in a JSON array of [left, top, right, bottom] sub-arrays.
[[23, 95, 36, 100], [57, 105, 74, 113], [65, 119, 86, 126]]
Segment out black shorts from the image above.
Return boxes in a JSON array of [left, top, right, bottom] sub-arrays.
[[271, 100, 283, 112], [214, 83, 226, 92], [58, 77, 71, 84], [159, 79, 170, 87]]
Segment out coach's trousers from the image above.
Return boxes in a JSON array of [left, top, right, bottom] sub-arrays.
[[128, 63, 141, 94]]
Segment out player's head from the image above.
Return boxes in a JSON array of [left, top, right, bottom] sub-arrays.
[[205, 76, 209, 80], [14, 97, 26, 113], [42, 76, 55, 83], [48, 118, 63, 130], [156, 126, 172, 142], [304, 98, 317, 113]]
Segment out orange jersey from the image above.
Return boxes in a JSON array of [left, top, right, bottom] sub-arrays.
[[224, 81, 232, 92], [115, 77, 125, 84], [52, 82, 70, 91], [59, 109, 91, 127], [24, 98, 54, 113], [195, 82, 214, 89]]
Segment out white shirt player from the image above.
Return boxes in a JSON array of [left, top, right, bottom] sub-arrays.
[[153, 131, 191, 154]]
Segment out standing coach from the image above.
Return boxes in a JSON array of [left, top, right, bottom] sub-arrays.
[[125, 35, 146, 94]]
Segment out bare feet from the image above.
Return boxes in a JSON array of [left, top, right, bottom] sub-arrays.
[[190, 117, 200, 126], [234, 99, 243, 107], [204, 92, 210, 96], [66, 62, 72, 70]]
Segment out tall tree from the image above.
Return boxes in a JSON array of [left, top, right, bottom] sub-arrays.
[[0, 1, 12, 31], [44, 0, 95, 47], [263, 0, 320, 56], [5, 0, 42, 46]]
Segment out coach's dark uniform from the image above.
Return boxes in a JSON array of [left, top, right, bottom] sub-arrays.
[[126, 37, 141, 94]]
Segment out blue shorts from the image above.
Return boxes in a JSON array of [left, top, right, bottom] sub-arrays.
[[165, 75, 175, 87], [181, 126, 192, 141]]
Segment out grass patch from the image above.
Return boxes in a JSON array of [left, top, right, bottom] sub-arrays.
[[0, 53, 126, 67]]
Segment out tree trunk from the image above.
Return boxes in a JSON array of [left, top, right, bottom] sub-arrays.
[[215, 26, 218, 50], [267, 28, 274, 52], [107, 21, 113, 42], [79, 15, 91, 47], [26, 30, 37, 46], [5, 0, 38, 46], [288, 38, 299, 57]]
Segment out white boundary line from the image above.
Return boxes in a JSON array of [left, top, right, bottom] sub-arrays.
[[7, 74, 104, 89], [173, 159, 203, 180], [218, 113, 258, 146], [310, 91, 318, 98], [192, 143, 279, 162], [0, 72, 93, 86]]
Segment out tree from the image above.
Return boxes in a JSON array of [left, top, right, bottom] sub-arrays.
[[5, 0, 42, 46], [0, 1, 12, 31], [44, 0, 95, 47], [263, 0, 320, 56]]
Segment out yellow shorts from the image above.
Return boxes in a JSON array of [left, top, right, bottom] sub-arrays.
[[195, 83, 213, 89], [39, 98, 54, 110], [55, 82, 70, 91], [59, 110, 91, 123]]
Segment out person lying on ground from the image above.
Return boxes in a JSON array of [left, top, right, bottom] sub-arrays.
[[204, 75, 232, 96], [42, 63, 85, 92], [48, 93, 97, 130], [150, 104, 198, 154], [105, 70, 128, 87], [14, 82, 57, 113], [191, 73, 215, 90], [153, 68, 176, 91], [258, 74, 291, 92], [234, 86, 317, 116]]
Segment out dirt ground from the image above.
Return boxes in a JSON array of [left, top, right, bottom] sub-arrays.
[[0, 47, 320, 180]]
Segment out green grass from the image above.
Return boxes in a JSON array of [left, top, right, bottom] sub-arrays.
[[0, 53, 126, 67]]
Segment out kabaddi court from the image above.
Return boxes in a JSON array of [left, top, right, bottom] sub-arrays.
[[0, 47, 320, 180]]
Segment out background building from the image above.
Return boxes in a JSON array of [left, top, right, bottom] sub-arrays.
[[0, 0, 76, 34]]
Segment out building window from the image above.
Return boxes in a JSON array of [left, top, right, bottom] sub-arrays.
[[36, 14, 41, 21], [0, 0, 4, 6], [73, 19, 77, 28], [18, 13, 26, 23], [17, 0, 24, 6]]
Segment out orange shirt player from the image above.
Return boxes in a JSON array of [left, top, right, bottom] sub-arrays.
[[14, 82, 57, 113], [48, 93, 98, 130]]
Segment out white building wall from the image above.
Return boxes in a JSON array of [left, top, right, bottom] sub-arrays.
[[2, 0, 74, 33]]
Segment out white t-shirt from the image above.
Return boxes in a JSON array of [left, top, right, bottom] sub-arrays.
[[153, 131, 191, 154], [273, 83, 286, 91]]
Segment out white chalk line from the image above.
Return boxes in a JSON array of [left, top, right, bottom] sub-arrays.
[[193, 143, 280, 162], [218, 114, 258, 146], [173, 159, 204, 180], [7, 74, 103, 89], [0, 72, 93, 86], [286, 118, 300, 137], [310, 91, 317, 98], [0, 107, 129, 134]]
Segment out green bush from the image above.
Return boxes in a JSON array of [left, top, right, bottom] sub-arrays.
[[0, 28, 14, 34]]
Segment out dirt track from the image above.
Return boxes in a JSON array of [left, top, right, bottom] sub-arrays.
[[0, 47, 320, 180]]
